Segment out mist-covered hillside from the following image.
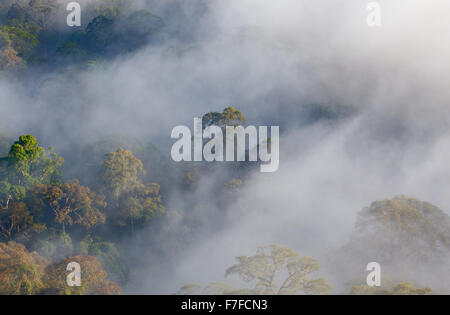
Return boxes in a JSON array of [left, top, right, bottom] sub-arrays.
[[1, 0, 450, 295]]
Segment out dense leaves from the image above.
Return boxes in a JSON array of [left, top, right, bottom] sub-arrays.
[[345, 195, 450, 265], [203, 106, 246, 129], [225, 245, 331, 295], [0, 0, 164, 72], [0, 241, 121, 295], [27, 180, 106, 233], [0, 242, 47, 294]]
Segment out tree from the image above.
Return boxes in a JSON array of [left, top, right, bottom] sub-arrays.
[[79, 235, 127, 283], [0, 242, 121, 295], [99, 148, 144, 200], [0, 200, 45, 241], [95, 0, 128, 19], [113, 182, 164, 230], [202, 106, 246, 129], [2, 22, 40, 60], [6, 134, 43, 184], [225, 245, 331, 295], [43, 255, 121, 295], [27, 180, 106, 233], [0, 28, 24, 71], [32, 229, 74, 260], [0, 241, 48, 295], [2, 135, 63, 187], [0, 135, 63, 219], [98, 148, 164, 232], [177, 245, 331, 295], [26, 0, 58, 29], [390, 282, 433, 295], [330, 195, 450, 293], [343, 195, 450, 265]]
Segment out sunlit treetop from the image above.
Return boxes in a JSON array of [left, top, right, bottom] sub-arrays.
[[2, 134, 63, 187], [202, 106, 246, 129]]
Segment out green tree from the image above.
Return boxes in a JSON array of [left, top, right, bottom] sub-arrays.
[[95, 0, 128, 19], [84, 15, 115, 53], [32, 230, 73, 260], [2, 135, 63, 187], [99, 148, 144, 199], [203, 106, 246, 129], [2, 23, 39, 60], [345, 195, 450, 265], [43, 255, 121, 295], [0, 28, 24, 71], [79, 235, 128, 283], [113, 182, 164, 230], [0, 200, 45, 241], [26, 0, 58, 29], [225, 245, 331, 295]]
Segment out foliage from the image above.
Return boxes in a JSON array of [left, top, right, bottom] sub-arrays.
[[95, 0, 128, 19], [0, 241, 48, 295], [2, 22, 39, 59], [98, 148, 164, 231], [32, 230, 74, 261], [25, 0, 58, 29], [0, 241, 121, 295], [43, 255, 121, 295], [99, 148, 144, 200], [1, 135, 63, 187], [347, 195, 450, 264], [177, 245, 331, 295], [84, 15, 115, 53], [27, 180, 106, 233], [203, 106, 246, 128], [0, 28, 24, 71], [0, 201, 45, 241], [0, 1, 164, 72], [225, 245, 331, 295], [79, 235, 127, 283]]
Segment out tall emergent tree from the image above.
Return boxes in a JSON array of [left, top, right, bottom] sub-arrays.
[[98, 148, 164, 232], [0, 241, 48, 295], [1, 134, 63, 187], [225, 245, 331, 295], [27, 180, 106, 234], [0, 135, 63, 241], [177, 245, 331, 295]]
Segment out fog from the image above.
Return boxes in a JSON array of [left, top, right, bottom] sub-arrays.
[[1, 0, 450, 293]]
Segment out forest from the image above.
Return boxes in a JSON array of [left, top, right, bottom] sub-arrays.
[[0, 1, 449, 294]]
